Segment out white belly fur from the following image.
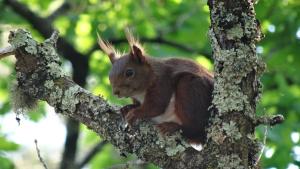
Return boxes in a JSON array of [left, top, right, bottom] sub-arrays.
[[132, 92, 145, 103], [151, 94, 182, 125]]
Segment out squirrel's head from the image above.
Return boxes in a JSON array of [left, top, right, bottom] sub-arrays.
[[98, 30, 153, 98]]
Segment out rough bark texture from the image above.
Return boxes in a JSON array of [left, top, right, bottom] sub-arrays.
[[2, 1, 282, 168], [205, 0, 265, 168], [3, 1, 90, 168]]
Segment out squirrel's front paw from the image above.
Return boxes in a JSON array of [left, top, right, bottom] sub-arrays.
[[125, 110, 139, 125], [120, 104, 138, 117]]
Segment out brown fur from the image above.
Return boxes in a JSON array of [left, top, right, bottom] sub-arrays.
[[99, 31, 213, 144]]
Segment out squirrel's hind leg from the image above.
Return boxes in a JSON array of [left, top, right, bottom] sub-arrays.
[[156, 122, 182, 135]]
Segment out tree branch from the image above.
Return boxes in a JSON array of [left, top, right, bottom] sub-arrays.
[[0, 45, 15, 59], [2, 1, 211, 167], [4, 0, 89, 86], [3, 1, 90, 168], [2, 0, 285, 167], [5, 29, 211, 169], [254, 115, 284, 126], [4, 0, 53, 37], [47, 1, 71, 22]]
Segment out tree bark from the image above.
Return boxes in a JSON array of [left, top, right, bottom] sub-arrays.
[[1, 0, 283, 168], [206, 0, 265, 168]]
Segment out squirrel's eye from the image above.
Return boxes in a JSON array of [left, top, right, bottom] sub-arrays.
[[125, 68, 135, 78]]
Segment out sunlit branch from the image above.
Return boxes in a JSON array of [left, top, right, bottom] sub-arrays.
[[0, 46, 15, 60]]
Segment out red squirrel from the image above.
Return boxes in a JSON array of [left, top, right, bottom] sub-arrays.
[[97, 31, 213, 144]]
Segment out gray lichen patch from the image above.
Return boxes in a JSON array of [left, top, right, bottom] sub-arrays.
[[108, 118, 190, 160], [156, 131, 190, 156], [39, 42, 65, 79], [86, 93, 111, 116], [25, 45, 38, 55], [165, 144, 186, 156], [241, 13, 262, 42], [44, 80, 55, 89], [213, 81, 248, 113], [61, 85, 82, 113], [139, 124, 152, 135], [39, 42, 60, 62], [210, 28, 259, 114], [207, 122, 226, 144], [222, 121, 242, 140], [47, 62, 65, 78], [8, 29, 37, 53], [47, 85, 63, 107], [217, 154, 243, 169], [226, 24, 244, 40]]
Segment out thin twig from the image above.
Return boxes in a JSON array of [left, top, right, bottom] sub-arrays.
[[34, 139, 49, 169], [0, 46, 15, 59], [255, 126, 268, 166], [45, 29, 60, 47], [254, 114, 284, 126]]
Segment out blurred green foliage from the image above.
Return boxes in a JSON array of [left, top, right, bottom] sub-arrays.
[[0, 0, 299, 169]]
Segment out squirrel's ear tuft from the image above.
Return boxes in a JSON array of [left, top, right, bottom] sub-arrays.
[[125, 29, 146, 63], [131, 45, 146, 63], [97, 32, 119, 64]]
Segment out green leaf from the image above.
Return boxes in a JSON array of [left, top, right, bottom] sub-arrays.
[[0, 136, 19, 151], [0, 156, 14, 169]]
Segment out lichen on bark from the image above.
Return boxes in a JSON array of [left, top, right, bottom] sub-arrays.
[[3, 0, 283, 167], [206, 0, 266, 168], [7, 29, 197, 169]]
